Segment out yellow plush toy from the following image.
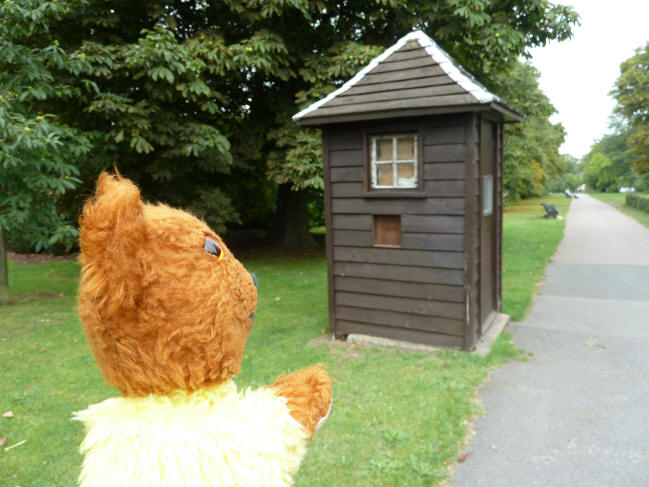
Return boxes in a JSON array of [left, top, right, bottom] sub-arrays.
[[75, 173, 332, 486]]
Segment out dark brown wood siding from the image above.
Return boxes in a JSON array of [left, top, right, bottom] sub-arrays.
[[496, 121, 504, 312], [464, 114, 481, 349], [325, 115, 471, 347]]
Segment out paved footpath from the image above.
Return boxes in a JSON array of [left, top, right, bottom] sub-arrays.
[[452, 194, 649, 487]]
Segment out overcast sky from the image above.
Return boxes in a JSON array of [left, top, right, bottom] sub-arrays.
[[528, 0, 649, 159]]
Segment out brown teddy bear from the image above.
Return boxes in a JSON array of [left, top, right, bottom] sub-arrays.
[[74, 173, 332, 487]]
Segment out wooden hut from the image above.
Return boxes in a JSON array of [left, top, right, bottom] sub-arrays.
[[293, 31, 523, 350]]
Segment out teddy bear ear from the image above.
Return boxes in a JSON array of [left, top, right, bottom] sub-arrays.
[[80, 172, 144, 237], [79, 173, 146, 302]]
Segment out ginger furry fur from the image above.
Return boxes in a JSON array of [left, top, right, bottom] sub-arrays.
[[76, 173, 332, 486]]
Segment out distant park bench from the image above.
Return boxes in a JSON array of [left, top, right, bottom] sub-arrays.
[[541, 202, 558, 219]]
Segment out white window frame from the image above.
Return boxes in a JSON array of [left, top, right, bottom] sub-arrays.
[[370, 134, 418, 189]]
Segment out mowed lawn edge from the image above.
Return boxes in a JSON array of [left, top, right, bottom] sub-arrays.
[[1, 196, 567, 486], [502, 194, 572, 321], [589, 192, 649, 230]]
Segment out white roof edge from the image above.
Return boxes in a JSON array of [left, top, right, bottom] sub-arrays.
[[293, 30, 499, 122], [292, 31, 422, 122], [414, 31, 499, 104]]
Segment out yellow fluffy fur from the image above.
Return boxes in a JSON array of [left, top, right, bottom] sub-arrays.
[[74, 380, 308, 487]]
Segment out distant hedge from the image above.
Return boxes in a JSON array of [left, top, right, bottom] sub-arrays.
[[626, 194, 649, 213]]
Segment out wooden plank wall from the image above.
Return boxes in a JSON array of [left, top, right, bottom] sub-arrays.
[[325, 115, 470, 348], [496, 122, 504, 312], [464, 114, 481, 349]]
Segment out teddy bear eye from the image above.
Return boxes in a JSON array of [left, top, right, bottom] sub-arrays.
[[204, 236, 223, 261]]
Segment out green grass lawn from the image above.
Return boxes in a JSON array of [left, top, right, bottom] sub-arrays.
[[589, 192, 649, 230], [502, 194, 572, 321], [0, 196, 568, 486]]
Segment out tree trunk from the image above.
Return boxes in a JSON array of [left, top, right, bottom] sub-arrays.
[[0, 228, 9, 304], [272, 184, 317, 249]]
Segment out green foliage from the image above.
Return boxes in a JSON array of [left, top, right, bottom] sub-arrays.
[[626, 194, 649, 214], [0, 0, 93, 253], [4, 0, 579, 251], [69, 0, 578, 200], [582, 153, 616, 192], [268, 123, 323, 191], [42, 4, 302, 236], [580, 126, 638, 192], [611, 41, 649, 175], [494, 62, 567, 201], [547, 154, 580, 193]]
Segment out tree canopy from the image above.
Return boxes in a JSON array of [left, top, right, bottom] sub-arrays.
[[493, 61, 567, 200], [611, 41, 649, 176], [1, 0, 579, 255], [580, 123, 648, 192], [0, 0, 93, 253]]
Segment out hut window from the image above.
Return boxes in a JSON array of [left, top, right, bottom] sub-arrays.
[[374, 215, 401, 247], [483, 175, 493, 216], [370, 135, 418, 189]]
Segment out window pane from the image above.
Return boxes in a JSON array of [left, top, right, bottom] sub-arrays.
[[483, 175, 493, 216], [377, 164, 393, 186], [397, 163, 416, 187], [376, 138, 393, 161], [396, 136, 415, 160]]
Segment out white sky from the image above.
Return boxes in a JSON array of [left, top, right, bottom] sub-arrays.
[[528, 0, 649, 159]]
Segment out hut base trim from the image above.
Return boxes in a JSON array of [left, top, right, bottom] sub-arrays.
[[346, 333, 439, 354], [473, 312, 510, 357]]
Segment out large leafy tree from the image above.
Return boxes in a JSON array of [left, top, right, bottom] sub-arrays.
[[493, 62, 567, 200], [52, 0, 577, 247], [580, 124, 647, 192], [0, 0, 93, 301], [582, 152, 615, 192], [8, 0, 578, 253], [611, 41, 649, 175]]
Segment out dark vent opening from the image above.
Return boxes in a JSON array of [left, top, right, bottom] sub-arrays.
[[374, 215, 402, 247]]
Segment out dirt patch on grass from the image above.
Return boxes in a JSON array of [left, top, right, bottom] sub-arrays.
[[10, 290, 65, 303], [8, 251, 78, 265], [310, 335, 366, 361]]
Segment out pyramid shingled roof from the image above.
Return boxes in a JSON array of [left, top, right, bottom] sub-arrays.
[[293, 30, 522, 126]]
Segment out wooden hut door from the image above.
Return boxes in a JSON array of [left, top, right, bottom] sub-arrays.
[[479, 120, 497, 331]]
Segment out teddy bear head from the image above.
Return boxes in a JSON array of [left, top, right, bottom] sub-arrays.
[[78, 173, 257, 397]]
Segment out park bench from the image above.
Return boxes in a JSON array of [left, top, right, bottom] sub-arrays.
[[541, 202, 558, 219]]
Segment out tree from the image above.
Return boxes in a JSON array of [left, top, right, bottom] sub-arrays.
[[582, 153, 616, 192], [0, 0, 93, 300], [611, 41, 649, 175], [6, 0, 579, 253], [491, 62, 567, 200], [580, 126, 638, 192], [548, 154, 581, 193], [45, 0, 578, 247]]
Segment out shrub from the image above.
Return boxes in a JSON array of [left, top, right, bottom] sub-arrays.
[[626, 194, 649, 213]]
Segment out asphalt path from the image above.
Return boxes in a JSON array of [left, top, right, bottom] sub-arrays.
[[452, 194, 649, 487]]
